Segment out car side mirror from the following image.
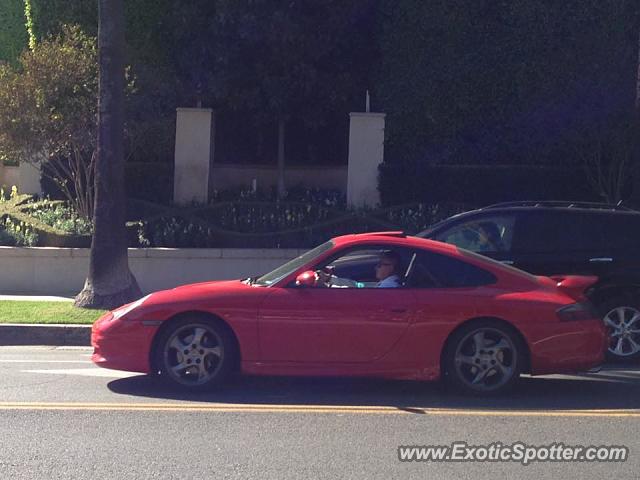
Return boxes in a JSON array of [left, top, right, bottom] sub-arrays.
[[295, 270, 318, 287]]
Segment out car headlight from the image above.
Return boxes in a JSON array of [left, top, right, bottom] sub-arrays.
[[111, 294, 151, 320]]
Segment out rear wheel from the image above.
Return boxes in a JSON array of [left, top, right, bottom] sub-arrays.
[[154, 318, 235, 391], [443, 320, 524, 395], [598, 293, 640, 362]]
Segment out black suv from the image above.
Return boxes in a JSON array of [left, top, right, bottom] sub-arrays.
[[418, 201, 640, 361]]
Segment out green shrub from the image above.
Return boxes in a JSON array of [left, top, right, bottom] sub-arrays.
[[378, 163, 599, 207], [125, 162, 173, 204], [23, 199, 92, 235], [0, 217, 38, 246], [0, 190, 474, 248], [0, 193, 90, 247]]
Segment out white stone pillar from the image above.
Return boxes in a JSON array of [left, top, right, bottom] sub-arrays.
[[347, 112, 385, 208], [18, 161, 42, 195], [174, 107, 214, 204]]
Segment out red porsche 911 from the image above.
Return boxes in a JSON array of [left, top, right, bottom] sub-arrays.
[[92, 232, 607, 395]]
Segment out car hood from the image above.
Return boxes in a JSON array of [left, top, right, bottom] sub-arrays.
[[140, 279, 258, 305]]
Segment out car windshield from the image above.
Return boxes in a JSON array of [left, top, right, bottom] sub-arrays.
[[253, 241, 334, 286]]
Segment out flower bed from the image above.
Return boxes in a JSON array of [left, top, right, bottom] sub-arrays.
[[0, 189, 472, 248]]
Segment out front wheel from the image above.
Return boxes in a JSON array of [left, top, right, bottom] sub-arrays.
[[443, 321, 524, 395], [154, 318, 235, 391]]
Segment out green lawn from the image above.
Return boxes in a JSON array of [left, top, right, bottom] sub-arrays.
[[0, 301, 108, 324]]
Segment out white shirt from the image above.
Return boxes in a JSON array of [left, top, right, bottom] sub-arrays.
[[377, 274, 402, 288]]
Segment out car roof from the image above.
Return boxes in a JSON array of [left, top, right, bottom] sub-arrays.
[[419, 201, 640, 237], [483, 200, 637, 212], [330, 232, 539, 285], [332, 232, 460, 254]]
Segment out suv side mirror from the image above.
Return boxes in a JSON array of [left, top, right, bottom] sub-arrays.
[[295, 271, 318, 287]]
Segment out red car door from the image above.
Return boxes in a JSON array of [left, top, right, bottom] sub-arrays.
[[258, 287, 415, 363]]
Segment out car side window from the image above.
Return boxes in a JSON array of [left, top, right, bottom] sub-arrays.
[[327, 248, 384, 285], [514, 212, 604, 253], [407, 251, 497, 288], [434, 215, 515, 253], [599, 214, 640, 251], [315, 245, 414, 288]]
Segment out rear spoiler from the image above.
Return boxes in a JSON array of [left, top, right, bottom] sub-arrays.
[[549, 275, 599, 301]]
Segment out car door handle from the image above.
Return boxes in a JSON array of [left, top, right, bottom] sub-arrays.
[[589, 257, 613, 263], [390, 308, 407, 313], [500, 260, 514, 265]]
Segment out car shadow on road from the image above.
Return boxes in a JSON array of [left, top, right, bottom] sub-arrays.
[[106, 365, 640, 412]]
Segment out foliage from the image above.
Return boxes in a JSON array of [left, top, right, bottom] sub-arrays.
[[29, 0, 98, 38], [0, 25, 98, 219], [576, 111, 639, 204], [0, 187, 468, 248], [0, 187, 39, 246], [23, 0, 36, 50], [132, 197, 467, 248], [0, 192, 90, 247], [0, 216, 39, 246], [0, 226, 16, 245], [124, 162, 174, 204], [373, 203, 472, 234], [378, 163, 599, 206], [210, 186, 346, 208], [0, 0, 28, 63], [214, 0, 373, 121], [24, 198, 92, 235], [374, 0, 640, 172], [213, 0, 376, 195]]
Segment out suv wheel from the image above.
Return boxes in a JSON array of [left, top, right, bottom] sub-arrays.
[[599, 294, 640, 362]]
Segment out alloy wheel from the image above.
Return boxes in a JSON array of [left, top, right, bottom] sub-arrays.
[[453, 327, 517, 393], [603, 306, 640, 358], [162, 323, 224, 386]]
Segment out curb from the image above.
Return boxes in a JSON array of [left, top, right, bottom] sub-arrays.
[[0, 324, 91, 346]]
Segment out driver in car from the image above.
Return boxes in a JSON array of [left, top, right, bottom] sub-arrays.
[[375, 250, 402, 288], [317, 250, 402, 288]]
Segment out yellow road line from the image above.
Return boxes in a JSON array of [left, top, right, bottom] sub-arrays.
[[0, 402, 638, 417]]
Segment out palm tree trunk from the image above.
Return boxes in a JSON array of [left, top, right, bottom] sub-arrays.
[[277, 117, 286, 199], [75, 0, 141, 309]]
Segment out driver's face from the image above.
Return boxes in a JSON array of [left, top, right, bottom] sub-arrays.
[[375, 259, 395, 280]]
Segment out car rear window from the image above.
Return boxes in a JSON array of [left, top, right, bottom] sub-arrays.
[[411, 250, 497, 288]]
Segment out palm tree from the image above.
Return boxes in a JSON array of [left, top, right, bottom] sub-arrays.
[[75, 0, 141, 309]]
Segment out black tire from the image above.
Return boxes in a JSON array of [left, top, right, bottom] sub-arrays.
[[596, 292, 640, 362], [443, 320, 525, 396], [153, 317, 236, 391]]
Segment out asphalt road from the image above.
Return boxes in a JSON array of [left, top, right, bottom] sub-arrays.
[[0, 346, 639, 479]]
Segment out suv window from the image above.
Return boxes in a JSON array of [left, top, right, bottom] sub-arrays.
[[408, 251, 497, 288], [514, 211, 605, 253], [434, 214, 515, 253]]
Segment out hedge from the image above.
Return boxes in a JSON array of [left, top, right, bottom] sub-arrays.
[[0, 194, 471, 249], [378, 163, 602, 207], [0, 194, 90, 247], [0, 0, 28, 64], [125, 162, 173, 204]]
